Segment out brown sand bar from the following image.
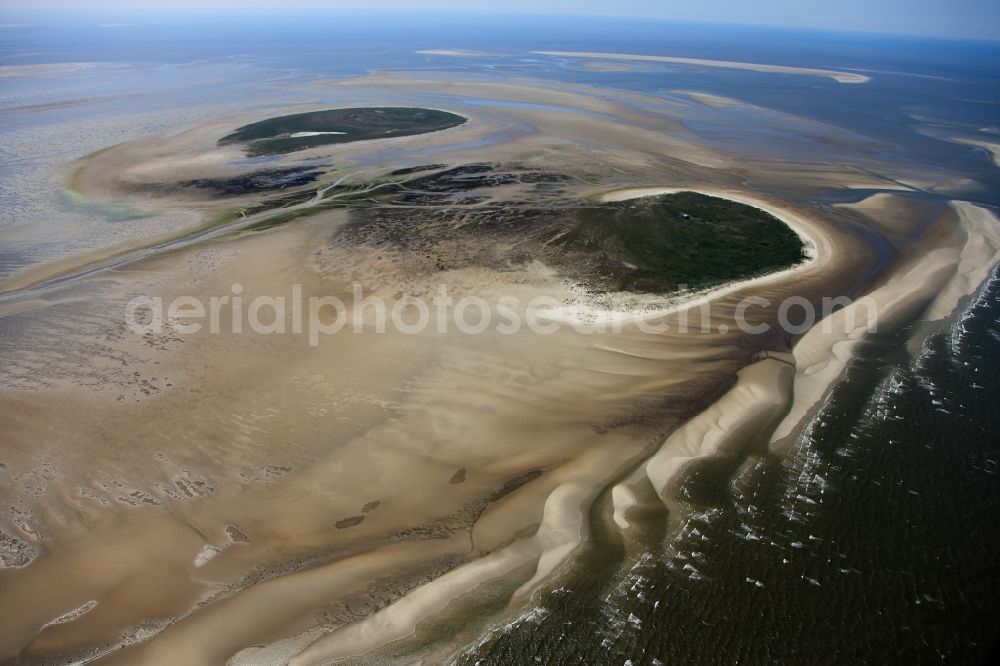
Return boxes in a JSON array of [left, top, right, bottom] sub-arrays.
[[611, 198, 1000, 537], [953, 137, 1000, 167], [532, 51, 871, 84]]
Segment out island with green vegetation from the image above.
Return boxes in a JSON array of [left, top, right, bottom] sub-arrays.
[[176, 162, 807, 295], [307, 165, 807, 294], [562, 191, 808, 292], [218, 107, 468, 156]]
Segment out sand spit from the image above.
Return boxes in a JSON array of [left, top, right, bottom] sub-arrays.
[[770, 201, 1000, 445], [532, 51, 871, 84], [40, 601, 98, 632], [923, 202, 1000, 320], [615, 356, 795, 527], [833, 192, 937, 238], [953, 137, 1000, 167], [611, 199, 1000, 542]]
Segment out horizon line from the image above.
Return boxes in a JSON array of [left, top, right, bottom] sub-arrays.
[[2, 9, 999, 44]]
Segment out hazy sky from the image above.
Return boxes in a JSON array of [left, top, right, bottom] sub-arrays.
[[3, 0, 999, 40]]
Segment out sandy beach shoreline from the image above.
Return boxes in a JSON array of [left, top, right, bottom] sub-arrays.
[[611, 198, 1000, 542]]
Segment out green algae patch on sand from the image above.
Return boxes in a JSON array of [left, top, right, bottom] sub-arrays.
[[58, 188, 157, 223], [218, 107, 468, 157]]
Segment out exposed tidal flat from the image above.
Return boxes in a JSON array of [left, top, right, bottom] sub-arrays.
[[1, 49, 999, 666]]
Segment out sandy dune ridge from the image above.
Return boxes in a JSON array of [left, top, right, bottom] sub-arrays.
[[611, 198, 1000, 545]]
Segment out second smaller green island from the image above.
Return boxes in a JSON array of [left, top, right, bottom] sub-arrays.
[[218, 107, 468, 156]]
